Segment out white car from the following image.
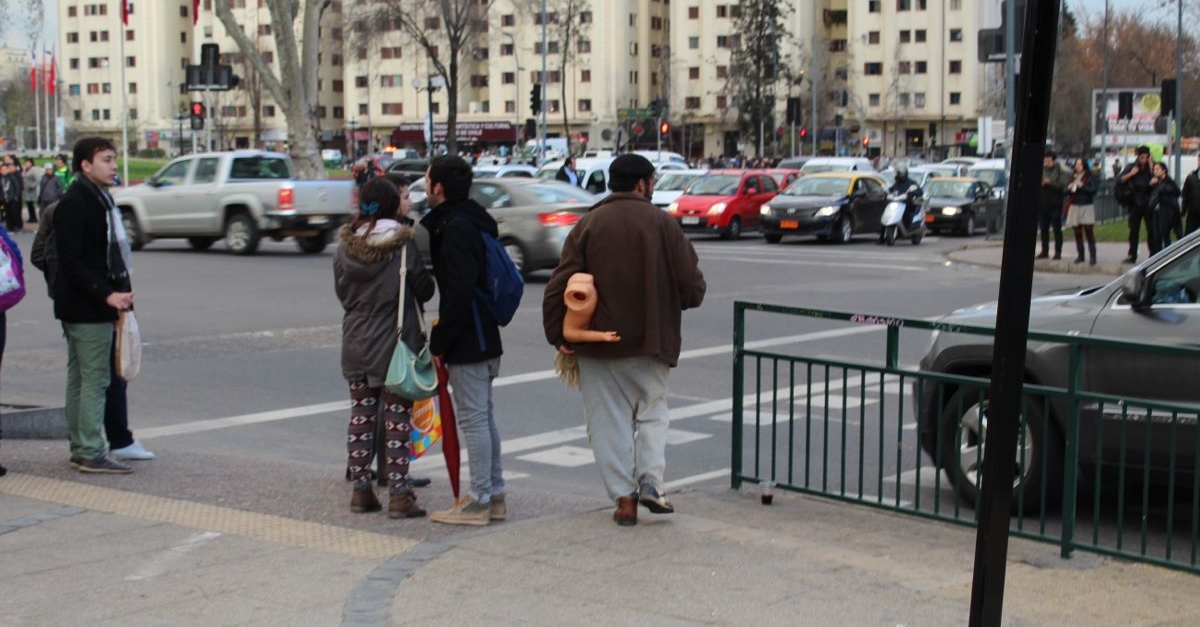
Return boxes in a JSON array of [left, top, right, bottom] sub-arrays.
[[651, 170, 706, 209], [799, 157, 876, 175], [473, 164, 538, 178]]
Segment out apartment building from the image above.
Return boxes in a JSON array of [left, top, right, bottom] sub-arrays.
[[58, 1, 194, 152]]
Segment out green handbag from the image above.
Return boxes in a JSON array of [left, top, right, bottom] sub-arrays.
[[385, 245, 438, 400]]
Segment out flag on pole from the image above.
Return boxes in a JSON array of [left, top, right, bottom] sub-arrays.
[[30, 49, 37, 92], [45, 51, 55, 95], [193, 0, 201, 25], [120, 0, 132, 26]]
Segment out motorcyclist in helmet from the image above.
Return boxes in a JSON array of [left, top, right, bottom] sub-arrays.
[[878, 164, 924, 244]]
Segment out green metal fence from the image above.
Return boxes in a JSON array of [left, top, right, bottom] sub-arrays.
[[731, 301, 1200, 574]]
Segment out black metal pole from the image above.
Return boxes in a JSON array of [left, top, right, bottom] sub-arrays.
[[967, 2, 1061, 627]]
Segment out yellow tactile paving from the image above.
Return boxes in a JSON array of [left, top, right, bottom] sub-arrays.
[[0, 473, 419, 559]]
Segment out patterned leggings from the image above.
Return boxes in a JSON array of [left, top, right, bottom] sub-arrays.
[[347, 380, 413, 493]]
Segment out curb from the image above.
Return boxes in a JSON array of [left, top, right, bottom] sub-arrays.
[[0, 405, 68, 439], [946, 242, 1128, 277]]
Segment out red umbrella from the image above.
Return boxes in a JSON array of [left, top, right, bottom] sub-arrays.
[[435, 359, 461, 500]]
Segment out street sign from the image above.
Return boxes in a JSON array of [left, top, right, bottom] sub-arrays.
[[632, 123, 645, 137], [619, 108, 654, 119]]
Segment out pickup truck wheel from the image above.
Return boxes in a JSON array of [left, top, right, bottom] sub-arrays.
[[296, 232, 329, 254], [188, 237, 216, 251], [121, 210, 145, 251], [224, 214, 260, 256], [937, 386, 1063, 514]]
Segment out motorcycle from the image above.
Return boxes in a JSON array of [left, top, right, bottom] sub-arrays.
[[880, 191, 926, 246]]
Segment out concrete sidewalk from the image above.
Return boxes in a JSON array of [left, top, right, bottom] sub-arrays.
[[945, 239, 1134, 278], [1, 442, 1197, 627]]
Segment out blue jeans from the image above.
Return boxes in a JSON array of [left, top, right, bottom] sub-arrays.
[[447, 358, 504, 501]]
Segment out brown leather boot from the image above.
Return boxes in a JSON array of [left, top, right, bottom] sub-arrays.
[[613, 496, 638, 526], [350, 486, 381, 513], [388, 490, 427, 519]]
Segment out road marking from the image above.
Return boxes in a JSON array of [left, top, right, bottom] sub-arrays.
[[125, 532, 222, 581], [516, 445, 595, 468], [665, 469, 730, 490], [138, 401, 350, 439], [882, 465, 941, 487], [694, 253, 927, 272]]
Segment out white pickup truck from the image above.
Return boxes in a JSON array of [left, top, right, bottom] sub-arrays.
[[113, 151, 355, 255]]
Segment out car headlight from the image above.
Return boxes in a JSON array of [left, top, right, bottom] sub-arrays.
[[760, 204, 772, 216], [941, 207, 961, 216], [667, 202, 678, 214], [708, 202, 728, 215], [815, 205, 839, 217]]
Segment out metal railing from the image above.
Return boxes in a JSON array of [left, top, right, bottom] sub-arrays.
[[731, 301, 1200, 574]]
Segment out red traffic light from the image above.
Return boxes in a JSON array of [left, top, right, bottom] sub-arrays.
[[191, 102, 205, 116], [659, 121, 670, 135], [861, 137, 870, 147], [799, 126, 808, 138]]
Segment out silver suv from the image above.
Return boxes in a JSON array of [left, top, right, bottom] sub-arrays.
[[917, 230, 1200, 511]]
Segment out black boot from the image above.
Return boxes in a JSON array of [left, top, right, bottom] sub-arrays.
[[1089, 242, 1097, 266], [1073, 231, 1085, 263]]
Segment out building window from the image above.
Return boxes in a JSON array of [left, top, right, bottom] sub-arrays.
[[915, 61, 927, 74], [689, 67, 700, 80], [577, 38, 590, 54], [950, 0, 962, 9], [424, 17, 440, 29], [501, 14, 514, 27], [864, 62, 882, 75], [258, 24, 271, 36], [716, 5, 727, 17], [103, 109, 111, 121], [685, 96, 701, 110], [949, 92, 962, 105], [914, 92, 926, 108], [867, 31, 880, 45], [69, 58, 79, 69], [67, 32, 78, 43], [547, 100, 559, 113], [898, 61, 911, 74], [87, 83, 99, 95], [949, 60, 962, 74], [898, 93, 910, 108], [579, 11, 592, 23], [716, 65, 728, 78], [628, 42, 638, 55], [950, 28, 963, 42], [74, 110, 81, 121], [688, 36, 699, 50], [500, 43, 513, 56], [355, 76, 368, 88], [899, 30, 911, 43], [126, 31, 135, 41], [897, 0, 911, 10], [580, 70, 590, 82], [68, 84, 80, 96], [916, 30, 927, 43], [629, 71, 638, 84], [381, 47, 402, 59], [129, 108, 137, 120], [688, 6, 698, 19], [68, 6, 76, 16], [651, 16, 663, 30], [331, 54, 343, 66], [102, 83, 112, 94], [578, 99, 592, 112], [830, 39, 847, 52], [332, 79, 344, 92], [504, 100, 515, 113], [357, 104, 367, 116], [92, 109, 99, 121], [716, 95, 727, 109], [717, 35, 729, 48], [332, 106, 344, 119], [535, 12, 559, 25], [502, 72, 514, 85], [380, 75, 404, 87], [469, 74, 488, 87], [382, 103, 403, 115], [651, 72, 658, 85], [868, 0, 880, 11], [868, 93, 880, 107]]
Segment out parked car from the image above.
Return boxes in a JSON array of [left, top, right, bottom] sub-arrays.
[[759, 172, 888, 244], [666, 170, 779, 240], [651, 170, 706, 209], [113, 151, 355, 255], [921, 177, 997, 236], [410, 179, 595, 276], [473, 164, 538, 178], [536, 157, 614, 196], [916, 230, 1200, 511], [799, 157, 876, 175], [321, 149, 345, 169]]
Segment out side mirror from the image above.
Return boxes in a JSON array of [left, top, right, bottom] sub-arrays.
[[1121, 268, 1153, 311]]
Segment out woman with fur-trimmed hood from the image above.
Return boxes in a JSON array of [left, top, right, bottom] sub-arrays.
[[333, 176, 434, 519]]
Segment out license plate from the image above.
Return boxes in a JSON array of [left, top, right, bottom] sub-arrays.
[[780, 220, 799, 229], [682, 217, 700, 225]]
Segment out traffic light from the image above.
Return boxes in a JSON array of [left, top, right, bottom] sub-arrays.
[[651, 98, 664, 118], [530, 85, 542, 115], [862, 136, 870, 148], [659, 121, 670, 136], [190, 101, 206, 130], [799, 126, 808, 139]]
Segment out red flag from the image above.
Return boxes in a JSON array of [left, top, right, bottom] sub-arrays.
[[120, 1, 131, 26], [29, 50, 36, 92], [46, 54, 55, 95], [193, 0, 201, 25]]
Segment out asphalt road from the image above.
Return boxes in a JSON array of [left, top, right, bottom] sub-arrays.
[[3, 228, 1113, 505]]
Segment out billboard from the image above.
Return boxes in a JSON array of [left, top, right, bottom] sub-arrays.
[[1092, 88, 1169, 148]]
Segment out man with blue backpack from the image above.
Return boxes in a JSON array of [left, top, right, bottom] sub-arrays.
[[420, 155, 522, 526]]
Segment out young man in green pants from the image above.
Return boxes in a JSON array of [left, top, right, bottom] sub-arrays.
[[54, 137, 136, 473]]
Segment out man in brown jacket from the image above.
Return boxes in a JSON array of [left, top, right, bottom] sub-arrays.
[[543, 153, 706, 526]]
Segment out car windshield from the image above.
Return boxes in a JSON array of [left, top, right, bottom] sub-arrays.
[[970, 169, 1004, 187], [781, 177, 850, 197], [656, 173, 700, 191], [802, 164, 850, 174], [686, 175, 741, 195], [924, 181, 973, 198], [526, 183, 596, 204]]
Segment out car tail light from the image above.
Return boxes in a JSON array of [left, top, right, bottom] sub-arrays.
[[538, 211, 580, 227], [278, 186, 296, 215]]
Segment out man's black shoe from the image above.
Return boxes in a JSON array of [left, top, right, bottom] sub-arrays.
[[410, 476, 432, 488], [1123, 255, 1137, 264], [638, 483, 675, 514]]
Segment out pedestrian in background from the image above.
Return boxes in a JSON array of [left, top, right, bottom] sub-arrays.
[[1117, 145, 1156, 262], [1065, 158, 1099, 266], [556, 156, 580, 187], [0, 223, 24, 478], [1149, 161, 1183, 252], [334, 176, 433, 518], [21, 158, 40, 226], [1180, 154, 1200, 235], [1, 156, 22, 233], [54, 137, 136, 474], [420, 155, 507, 527], [1038, 151, 1068, 260], [543, 154, 707, 526], [38, 163, 63, 214], [53, 154, 73, 190]]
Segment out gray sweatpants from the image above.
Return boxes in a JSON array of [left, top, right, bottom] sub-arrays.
[[576, 355, 671, 502]]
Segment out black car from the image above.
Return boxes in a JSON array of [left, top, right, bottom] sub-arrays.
[[923, 177, 996, 236], [759, 173, 888, 244]]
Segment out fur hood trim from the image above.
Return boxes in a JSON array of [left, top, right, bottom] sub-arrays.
[[338, 222, 416, 264]]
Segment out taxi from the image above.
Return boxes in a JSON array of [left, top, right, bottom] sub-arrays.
[[759, 172, 889, 243]]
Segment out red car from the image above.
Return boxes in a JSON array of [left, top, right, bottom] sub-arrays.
[[666, 170, 779, 240]]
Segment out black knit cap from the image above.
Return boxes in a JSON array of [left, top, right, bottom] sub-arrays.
[[610, 153, 656, 179], [1136, 145, 1151, 155]]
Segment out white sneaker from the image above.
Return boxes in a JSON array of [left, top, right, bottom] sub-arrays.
[[111, 441, 155, 460]]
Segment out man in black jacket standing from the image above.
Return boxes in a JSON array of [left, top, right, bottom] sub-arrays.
[[54, 138, 136, 474], [1181, 154, 1200, 235], [420, 155, 506, 526], [1118, 145, 1156, 263]]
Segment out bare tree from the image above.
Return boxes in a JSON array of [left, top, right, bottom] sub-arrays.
[[375, 0, 496, 155], [213, 0, 329, 179], [721, 0, 797, 157], [548, 0, 590, 138]]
